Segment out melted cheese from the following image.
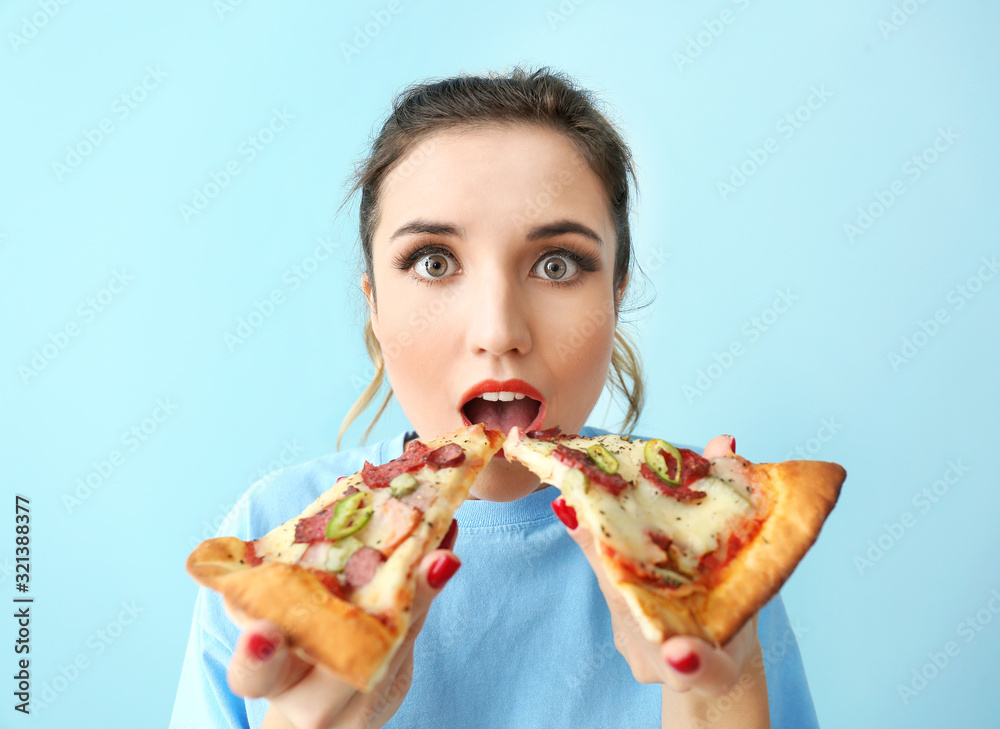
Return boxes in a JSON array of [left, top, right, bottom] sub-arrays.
[[515, 434, 754, 576]]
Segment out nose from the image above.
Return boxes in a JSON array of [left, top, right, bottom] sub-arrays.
[[466, 272, 532, 358]]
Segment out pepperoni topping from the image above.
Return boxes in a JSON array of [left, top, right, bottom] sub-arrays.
[[646, 529, 673, 554], [679, 449, 711, 488], [640, 463, 707, 501], [294, 505, 337, 543], [344, 546, 386, 589], [306, 567, 347, 599], [553, 445, 629, 497], [243, 541, 263, 567], [427, 443, 465, 468], [527, 426, 563, 440], [361, 441, 432, 489], [599, 542, 682, 589], [698, 533, 744, 576]]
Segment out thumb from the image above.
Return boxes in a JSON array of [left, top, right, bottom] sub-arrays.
[[227, 619, 312, 699], [407, 520, 462, 631], [552, 498, 615, 594], [703, 434, 736, 459]]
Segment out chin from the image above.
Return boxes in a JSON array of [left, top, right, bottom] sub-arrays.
[[469, 457, 546, 502]]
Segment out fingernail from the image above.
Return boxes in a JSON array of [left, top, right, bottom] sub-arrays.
[[439, 519, 458, 551], [427, 554, 460, 589], [667, 651, 700, 674], [551, 498, 578, 530], [728, 435, 736, 453], [247, 633, 276, 662]]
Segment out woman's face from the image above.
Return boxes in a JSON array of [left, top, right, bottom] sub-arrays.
[[365, 124, 621, 500]]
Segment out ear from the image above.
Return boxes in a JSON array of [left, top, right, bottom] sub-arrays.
[[362, 273, 379, 340], [614, 274, 628, 317]]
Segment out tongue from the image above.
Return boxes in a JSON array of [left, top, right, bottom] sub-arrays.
[[464, 398, 539, 433]]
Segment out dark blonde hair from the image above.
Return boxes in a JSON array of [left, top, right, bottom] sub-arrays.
[[336, 66, 645, 448]]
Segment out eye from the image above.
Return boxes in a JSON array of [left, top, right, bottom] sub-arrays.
[[415, 252, 454, 279], [534, 254, 580, 281]]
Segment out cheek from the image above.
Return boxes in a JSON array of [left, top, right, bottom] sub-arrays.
[[377, 294, 460, 392], [543, 298, 617, 405]]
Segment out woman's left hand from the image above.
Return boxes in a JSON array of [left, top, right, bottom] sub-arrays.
[[555, 434, 763, 697]]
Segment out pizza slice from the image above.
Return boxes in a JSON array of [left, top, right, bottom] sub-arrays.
[[501, 426, 845, 646], [185, 423, 504, 692]]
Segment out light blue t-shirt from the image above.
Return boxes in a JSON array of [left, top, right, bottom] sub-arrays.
[[169, 427, 820, 728]]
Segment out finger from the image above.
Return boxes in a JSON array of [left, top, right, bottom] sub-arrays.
[[553, 500, 630, 613], [227, 620, 313, 700], [661, 636, 739, 697], [438, 518, 458, 551], [380, 547, 461, 679], [702, 434, 736, 459]]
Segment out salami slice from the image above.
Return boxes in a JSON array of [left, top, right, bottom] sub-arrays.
[[427, 443, 465, 468], [553, 444, 629, 496], [344, 546, 386, 589], [679, 449, 711, 488], [294, 506, 336, 543], [361, 441, 432, 489], [640, 463, 707, 502]]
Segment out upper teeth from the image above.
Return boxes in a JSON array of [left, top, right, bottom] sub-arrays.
[[480, 391, 525, 402]]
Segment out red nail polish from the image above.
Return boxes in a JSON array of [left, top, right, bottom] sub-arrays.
[[667, 651, 700, 674], [248, 633, 275, 662], [427, 554, 460, 589], [439, 519, 458, 551], [729, 436, 736, 453], [551, 498, 578, 530]]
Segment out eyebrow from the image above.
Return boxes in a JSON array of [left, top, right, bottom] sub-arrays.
[[389, 219, 604, 246]]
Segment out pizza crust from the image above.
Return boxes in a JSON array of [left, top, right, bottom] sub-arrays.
[[608, 457, 844, 645], [187, 537, 397, 691], [693, 458, 845, 644], [503, 428, 845, 647], [185, 423, 505, 693]]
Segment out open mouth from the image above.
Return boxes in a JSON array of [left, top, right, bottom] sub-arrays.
[[459, 379, 545, 435]]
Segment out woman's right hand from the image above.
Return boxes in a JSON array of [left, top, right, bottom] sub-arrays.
[[224, 519, 461, 729]]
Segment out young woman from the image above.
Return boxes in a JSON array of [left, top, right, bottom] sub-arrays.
[[170, 67, 818, 729]]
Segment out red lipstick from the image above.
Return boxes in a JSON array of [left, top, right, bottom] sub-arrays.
[[458, 378, 547, 434]]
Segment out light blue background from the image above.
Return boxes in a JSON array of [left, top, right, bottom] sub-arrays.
[[2, 1, 997, 727]]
